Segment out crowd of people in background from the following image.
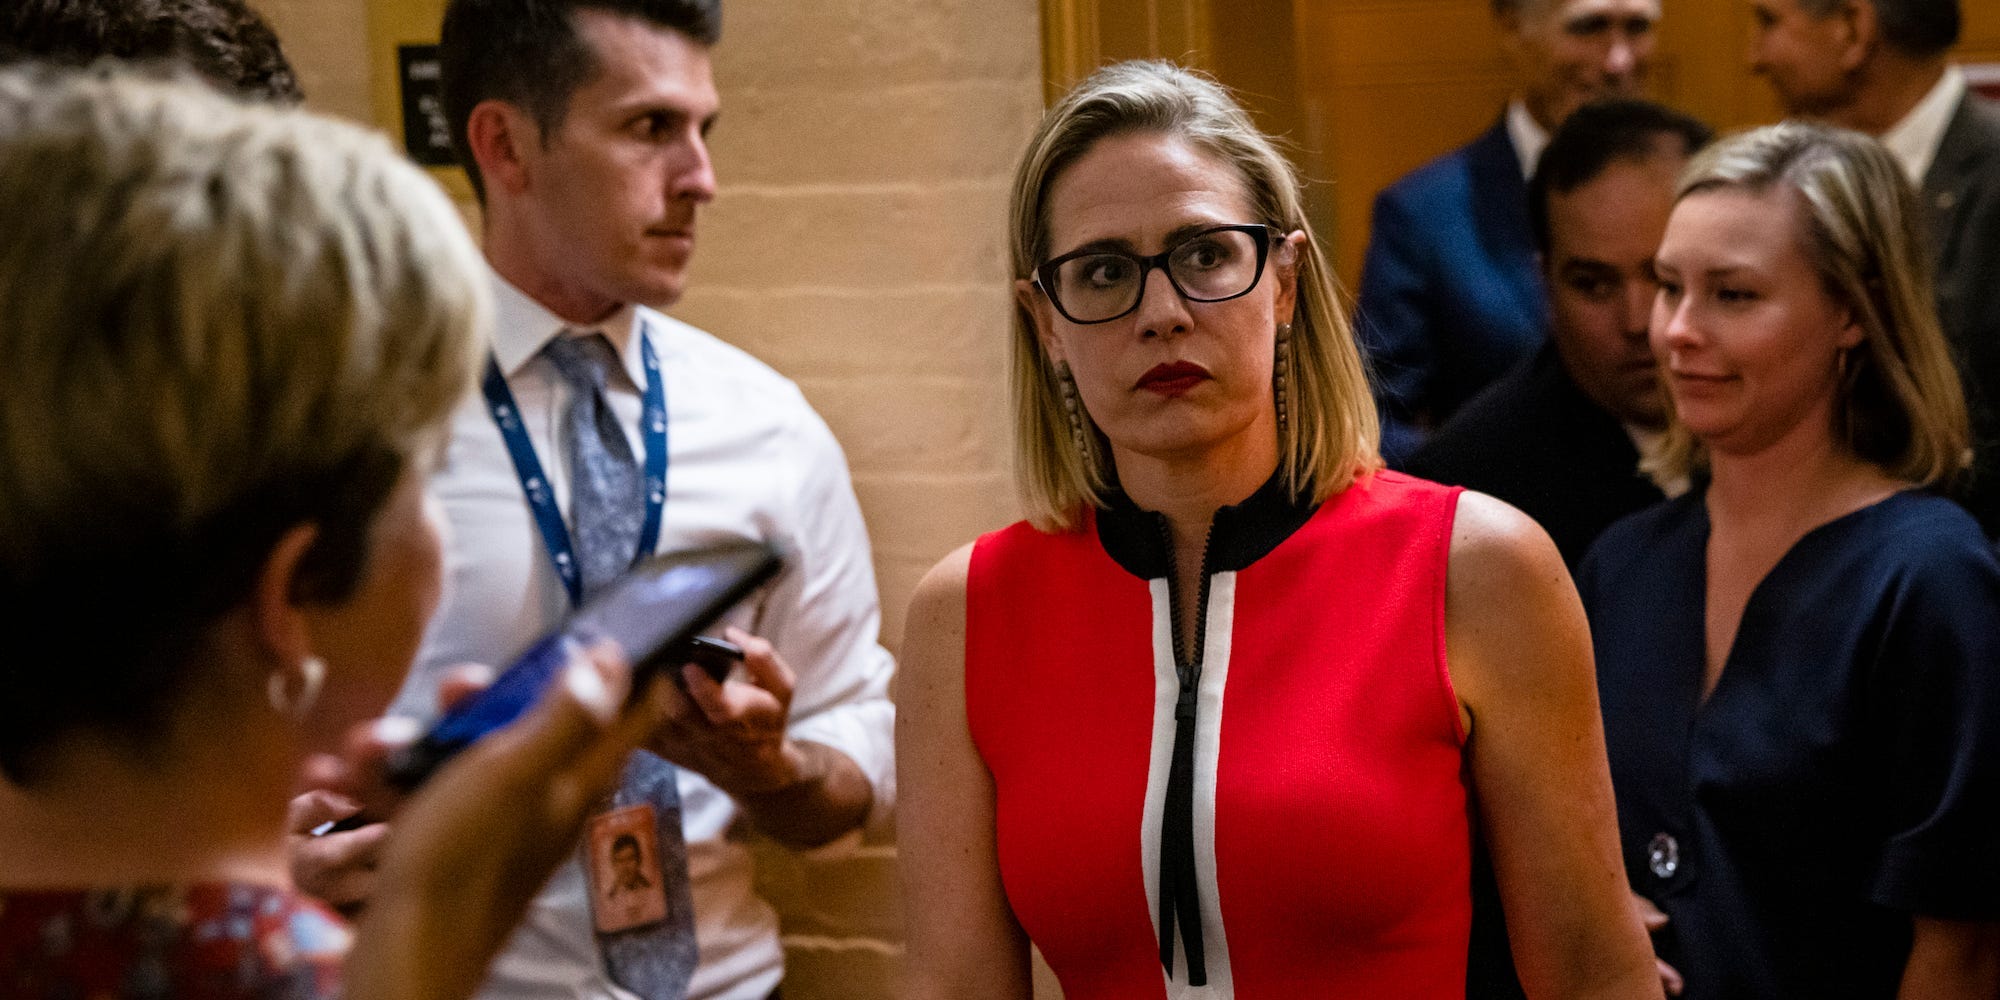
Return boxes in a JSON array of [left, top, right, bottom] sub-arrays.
[[0, 0, 1997, 998]]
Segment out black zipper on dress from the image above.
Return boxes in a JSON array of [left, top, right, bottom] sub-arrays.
[[1157, 514, 1213, 986]]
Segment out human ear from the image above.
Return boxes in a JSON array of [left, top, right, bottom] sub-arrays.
[[465, 100, 536, 197], [1015, 277, 1067, 364], [1837, 312, 1865, 351], [1834, 0, 1874, 72], [250, 523, 321, 670], [1270, 230, 1307, 325]]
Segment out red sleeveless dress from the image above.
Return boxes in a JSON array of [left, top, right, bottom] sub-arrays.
[[965, 470, 1471, 998]]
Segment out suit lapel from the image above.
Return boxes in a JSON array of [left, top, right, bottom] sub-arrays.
[[1922, 92, 2000, 355], [1464, 119, 1546, 328], [1925, 94, 1983, 272]]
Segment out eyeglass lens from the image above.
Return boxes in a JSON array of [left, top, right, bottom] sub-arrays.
[[1050, 228, 1263, 323]]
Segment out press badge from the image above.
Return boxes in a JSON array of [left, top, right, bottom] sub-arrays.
[[585, 803, 670, 934]]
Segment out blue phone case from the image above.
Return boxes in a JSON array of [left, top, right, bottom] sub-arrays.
[[382, 540, 782, 790]]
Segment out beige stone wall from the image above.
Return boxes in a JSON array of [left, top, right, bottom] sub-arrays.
[[676, 1, 1040, 656], [677, 4, 1042, 997], [691, 2, 1043, 986], [254, 0, 1046, 995], [254, 0, 371, 121]]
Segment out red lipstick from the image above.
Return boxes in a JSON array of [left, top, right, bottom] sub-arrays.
[[1136, 361, 1211, 397]]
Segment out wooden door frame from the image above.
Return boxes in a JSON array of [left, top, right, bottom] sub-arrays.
[[1038, 0, 1215, 101]]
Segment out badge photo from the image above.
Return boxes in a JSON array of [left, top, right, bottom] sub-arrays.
[[585, 803, 670, 934]]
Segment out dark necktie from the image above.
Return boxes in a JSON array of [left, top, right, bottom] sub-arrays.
[[542, 332, 698, 998]]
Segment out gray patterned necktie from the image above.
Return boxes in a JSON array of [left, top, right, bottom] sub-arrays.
[[542, 333, 643, 598], [541, 331, 698, 999]]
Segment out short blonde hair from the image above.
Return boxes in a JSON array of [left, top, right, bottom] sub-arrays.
[[0, 67, 487, 779], [1008, 61, 1380, 531], [1648, 122, 1969, 487]]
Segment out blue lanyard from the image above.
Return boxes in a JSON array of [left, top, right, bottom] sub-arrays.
[[481, 325, 668, 608]]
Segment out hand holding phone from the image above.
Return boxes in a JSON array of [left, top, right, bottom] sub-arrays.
[[339, 640, 675, 1000], [382, 541, 781, 792], [669, 635, 743, 685]]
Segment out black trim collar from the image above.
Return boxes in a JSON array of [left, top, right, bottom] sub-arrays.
[[1095, 471, 1320, 579]]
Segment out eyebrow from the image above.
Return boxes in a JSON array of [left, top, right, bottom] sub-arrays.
[[1053, 221, 1238, 259], [1698, 266, 1758, 280], [1557, 257, 1621, 273], [1563, 11, 1653, 30], [1654, 261, 1757, 280], [610, 88, 721, 122]]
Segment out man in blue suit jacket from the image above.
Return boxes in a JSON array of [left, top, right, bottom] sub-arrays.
[[1357, 0, 1661, 463]]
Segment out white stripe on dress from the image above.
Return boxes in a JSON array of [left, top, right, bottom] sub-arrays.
[[1139, 574, 1238, 999]]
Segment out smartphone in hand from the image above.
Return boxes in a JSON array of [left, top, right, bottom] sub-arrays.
[[669, 635, 743, 685], [383, 540, 781, 791]]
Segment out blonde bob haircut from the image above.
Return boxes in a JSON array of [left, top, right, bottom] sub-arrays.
[[0, 68, 486, 779], [1008, 60, 1381, 532], [1648, 122, 1969, 488]]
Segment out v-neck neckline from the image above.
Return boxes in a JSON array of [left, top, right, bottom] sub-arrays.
[[1692, 490, 1911, 710]]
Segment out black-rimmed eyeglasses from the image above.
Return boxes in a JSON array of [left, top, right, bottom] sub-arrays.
[[1033, 224, 1274, 325]]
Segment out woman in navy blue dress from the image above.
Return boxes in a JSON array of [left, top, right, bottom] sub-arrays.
[[1579, 122, 2000, 997]]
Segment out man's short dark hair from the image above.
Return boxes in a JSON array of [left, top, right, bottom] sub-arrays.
[[1529, 98, 1713, 255], [440, 0, 721, 202], [612, 834, 641, 855], [0, 0, 302, 102], [1803, 0, 1959, 58]]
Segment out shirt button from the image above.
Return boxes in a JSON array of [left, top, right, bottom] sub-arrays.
[[1648, 832, 1679, 880]]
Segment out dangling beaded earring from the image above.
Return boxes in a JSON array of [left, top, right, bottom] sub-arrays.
[[1273, 323, 1293, 437], [1055, 362, 1093, 464]]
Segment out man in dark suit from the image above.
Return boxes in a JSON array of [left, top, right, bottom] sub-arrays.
[[1407, 98, 1711, 1000], [1357, 0, 1661, 463], [1409, 99, 1711, 570], [1749, 0, 2000, 533]]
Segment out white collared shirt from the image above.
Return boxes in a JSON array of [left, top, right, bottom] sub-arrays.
[[1881, 65, 1967, 184], [393, 272, 897, 1000], [1505, 97, 1552, 181]]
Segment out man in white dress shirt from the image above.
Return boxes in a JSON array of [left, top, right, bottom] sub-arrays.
[[287, 2, 894, 998], [1748, 0, 2000, 533]]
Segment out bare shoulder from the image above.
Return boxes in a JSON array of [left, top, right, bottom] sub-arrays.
[[1447, 490, 1568, 594], [896, 544, 974, 699], [895, 549, 1034, 997], [1441, 493, 1663, 998], [907, 544, 973, 633], [1444, 491, 1591, 712]]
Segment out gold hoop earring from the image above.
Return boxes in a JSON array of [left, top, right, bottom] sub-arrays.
[[267, 656, 326, 720]]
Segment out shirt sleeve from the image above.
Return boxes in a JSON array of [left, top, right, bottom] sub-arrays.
[[1865, 532, 2000, 919], [751, 395, 897, 842]]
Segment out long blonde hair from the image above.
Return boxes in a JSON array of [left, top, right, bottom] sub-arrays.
[[1007, 60, 1380, 531], [1648, 122, 1968, 488]]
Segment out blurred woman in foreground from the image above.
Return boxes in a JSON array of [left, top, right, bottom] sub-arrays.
[[898, 60, 1660, 999], [0, 68, 669, 999], [1581, 122, 2000, 997]]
